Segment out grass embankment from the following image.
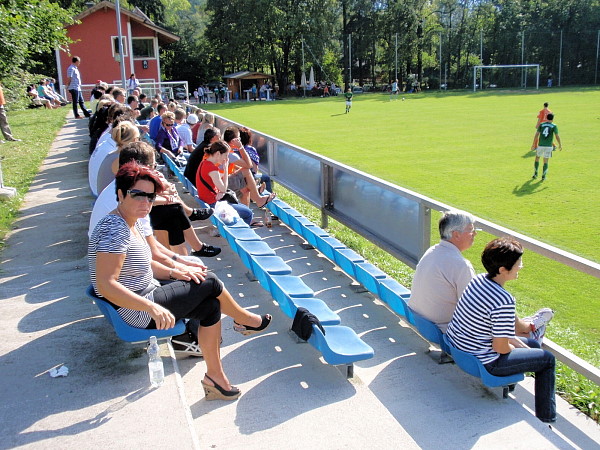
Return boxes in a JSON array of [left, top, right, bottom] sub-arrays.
[[0, 108, 67, 249], [205, 89, 599, 420]]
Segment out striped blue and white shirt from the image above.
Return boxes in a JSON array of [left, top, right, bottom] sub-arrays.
[[88, 214, 157, 328], [446, 273, 516, 364]]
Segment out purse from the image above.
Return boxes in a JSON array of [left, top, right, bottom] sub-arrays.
[[198, 161, 239, 204]]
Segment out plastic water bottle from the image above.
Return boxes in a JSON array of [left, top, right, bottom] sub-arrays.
[[264, 209, 272, 228], [147, 336, 164, 387]]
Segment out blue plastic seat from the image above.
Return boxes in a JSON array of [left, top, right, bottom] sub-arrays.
[[410, 309, 450, 354], [288, 215, 314, 235], [442, 335, 524, 396], [250, 256, 293, 289], [86, 285, 185, 342], [292, 298, 341, 325], [307, 324, 374, 377], [315, 236, 346, 260], [302, 224, 329, 248], [268, 275, 314, 318], [332, 248, 364, 277], [378, 278, 411, 317], [236, 240, 277, 270], [354, 262, 387, 294]]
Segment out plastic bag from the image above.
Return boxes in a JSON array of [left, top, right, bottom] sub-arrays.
[[214, 201, 239, 225]]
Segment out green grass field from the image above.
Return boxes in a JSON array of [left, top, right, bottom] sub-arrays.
[[206, 88, 600, 352]]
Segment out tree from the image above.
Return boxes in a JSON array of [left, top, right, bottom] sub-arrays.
[[0, 0, 74, 77]]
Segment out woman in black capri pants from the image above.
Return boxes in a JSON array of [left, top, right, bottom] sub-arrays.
[[89, 162, 248, 400]]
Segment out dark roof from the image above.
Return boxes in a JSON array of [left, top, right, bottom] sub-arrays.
[[72, 1, 179, 44], [223, 71, 274, 80]]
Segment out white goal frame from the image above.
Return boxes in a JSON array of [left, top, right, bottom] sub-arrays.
[[473, 64, 540, 92]]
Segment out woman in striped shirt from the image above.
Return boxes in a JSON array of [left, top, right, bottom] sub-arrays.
[[89, 162, 248, 401], [446, 237, 556, 423]]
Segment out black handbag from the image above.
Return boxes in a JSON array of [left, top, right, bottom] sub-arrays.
[[198, 161, 238, 204]]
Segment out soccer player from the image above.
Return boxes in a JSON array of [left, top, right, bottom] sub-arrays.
[[531, 113, 562, 181], [344, 88, 353, 113], [535, 102, 552, 129]]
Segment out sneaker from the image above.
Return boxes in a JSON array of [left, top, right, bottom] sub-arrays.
[[532, 174, 537, 179], [541, 176, 546, 181], [171, 332, 203, 357], [189, 207, 214, 221], [191, 244, 221, 258], [529, 308, 554, 331]]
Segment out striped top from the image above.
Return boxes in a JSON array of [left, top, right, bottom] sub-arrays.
[[88, 214, 157, 328], [446, 273, 516, 364]]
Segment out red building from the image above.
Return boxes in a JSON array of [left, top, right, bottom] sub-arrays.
[[56, 0, 179, 93]]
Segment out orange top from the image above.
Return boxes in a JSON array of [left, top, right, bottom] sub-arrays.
[[536, 107, 552, 127]]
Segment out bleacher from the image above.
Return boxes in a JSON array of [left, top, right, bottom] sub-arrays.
[[161, 154, 524, 392]]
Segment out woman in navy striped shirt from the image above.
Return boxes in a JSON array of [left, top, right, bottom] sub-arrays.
[[446, 238, 556, 423], [89, 162, 248, 400]]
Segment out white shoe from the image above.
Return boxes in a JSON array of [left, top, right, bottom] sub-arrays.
[[529, 308, 554, 331]]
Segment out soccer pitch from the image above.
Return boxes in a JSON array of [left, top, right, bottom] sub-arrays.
[[206, 88, 600, 348]]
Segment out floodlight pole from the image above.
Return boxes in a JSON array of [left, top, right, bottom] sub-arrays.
[[395, 33, 398, 81], [595, 30, 600, 85], [302, 35, 306, 98], [348, 34, 352, 88], [115, 0, 127, 89], [521, 30, 525, 87], [558, 29, 563, 87], [439, 32, 442, 90]]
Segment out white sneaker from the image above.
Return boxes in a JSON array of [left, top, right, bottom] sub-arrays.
[[171, 332, 203, 357], [529, 308, 554, 331]]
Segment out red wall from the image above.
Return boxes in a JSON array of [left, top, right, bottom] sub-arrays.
[[59, 8, 160, 87]]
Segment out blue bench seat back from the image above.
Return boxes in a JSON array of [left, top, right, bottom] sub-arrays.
[[308, 324, 374, 365], [442, 335, 524, 387], [292, 298, 341, 325], [411, 309, 450, 353], [86, 285, 185, 342]]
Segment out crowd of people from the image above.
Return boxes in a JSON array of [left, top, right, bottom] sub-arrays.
[[76, 55, 559, 417], [83, 62, 277, 402]]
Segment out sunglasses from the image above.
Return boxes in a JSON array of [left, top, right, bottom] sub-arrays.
[[163, 123, 174, 127], [127, 189, 156, 202]]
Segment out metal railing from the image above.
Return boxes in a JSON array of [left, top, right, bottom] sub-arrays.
[[211, 113, 600, 386]]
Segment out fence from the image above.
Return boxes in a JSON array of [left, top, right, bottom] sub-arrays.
[[212, 112, 600, 385]]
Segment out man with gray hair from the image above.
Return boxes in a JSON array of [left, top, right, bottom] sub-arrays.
[[409, 210, 477, 332], [410, 210, 554, 341]]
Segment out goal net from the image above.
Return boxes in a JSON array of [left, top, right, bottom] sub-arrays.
[[473, 64, 540, 92]]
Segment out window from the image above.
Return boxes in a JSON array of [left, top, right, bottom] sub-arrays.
[[112, 36, 128, 57], [132, 38, 155, 58]]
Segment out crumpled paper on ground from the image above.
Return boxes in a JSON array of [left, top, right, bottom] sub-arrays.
[[49, 365, 69, 377]]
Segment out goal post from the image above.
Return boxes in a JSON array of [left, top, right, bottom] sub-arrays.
[[473, 64, 540, 92]]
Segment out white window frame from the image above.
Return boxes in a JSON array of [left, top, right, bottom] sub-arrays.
[[111, 36, 128, 57], [131, 37, 157, 59]]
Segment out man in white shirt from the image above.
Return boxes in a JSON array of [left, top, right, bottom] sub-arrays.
[[409, 211, 477, 332], [177, 113, 197, 153]]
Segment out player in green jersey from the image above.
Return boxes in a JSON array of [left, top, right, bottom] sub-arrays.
[[531, 113, 562, 181], [344, 88, 353, 113]]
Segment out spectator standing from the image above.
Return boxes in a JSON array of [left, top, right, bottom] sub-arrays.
[[127, 73, 140, 95], [0, 84, 21, 143], [65, 56, 91, 119]]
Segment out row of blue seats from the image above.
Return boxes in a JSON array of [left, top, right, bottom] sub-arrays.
[[161, 155, 374, 376], [266, 197, 523, 396]]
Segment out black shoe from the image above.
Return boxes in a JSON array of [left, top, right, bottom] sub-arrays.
[[189, 207, 214, 221], [233, 314, 272, 336], [191, 245, 221, 258], [171, 332, 203, 357]]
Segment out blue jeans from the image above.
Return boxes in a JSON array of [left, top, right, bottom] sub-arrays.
[[210, 202, 253, 226], [484, 338, 556, 422], [69, 89, 90, 118]]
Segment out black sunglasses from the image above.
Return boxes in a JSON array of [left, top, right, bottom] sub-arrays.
[[127, 189, 156, 202], [163, 123, 174, 127]]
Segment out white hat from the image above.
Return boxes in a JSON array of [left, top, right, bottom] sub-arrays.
[[186, 113, 199, 125]]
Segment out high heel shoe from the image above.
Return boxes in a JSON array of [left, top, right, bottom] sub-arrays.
[[201, 374, 241, 401], [233, 314, 272, 336]]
